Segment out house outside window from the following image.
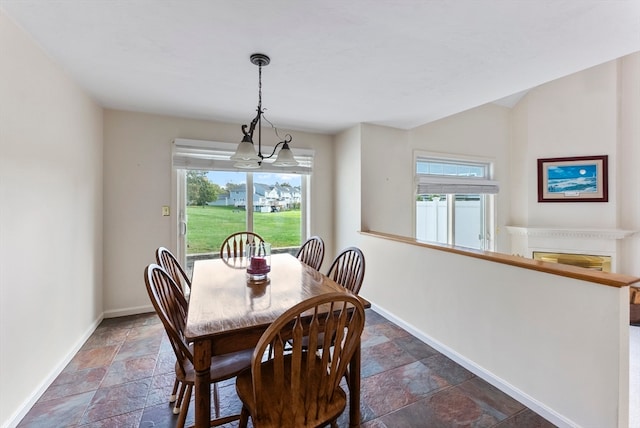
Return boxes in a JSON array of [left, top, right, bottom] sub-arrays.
[[415, 154, 497, 251]]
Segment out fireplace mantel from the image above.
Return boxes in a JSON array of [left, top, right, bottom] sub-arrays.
[[505, 226, 636, 240]]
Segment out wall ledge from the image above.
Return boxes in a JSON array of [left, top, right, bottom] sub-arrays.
[[360, 230, 640, 288]]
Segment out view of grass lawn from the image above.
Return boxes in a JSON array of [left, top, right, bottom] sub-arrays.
[[186, 205, 301, 254]]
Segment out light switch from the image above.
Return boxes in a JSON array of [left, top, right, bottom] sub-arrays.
[[162, 206, 170, 216]]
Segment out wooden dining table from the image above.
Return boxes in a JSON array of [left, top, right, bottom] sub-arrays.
[[185, 253, 367, 428]]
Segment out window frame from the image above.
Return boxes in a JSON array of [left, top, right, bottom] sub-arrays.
[[413, 151, 497, 251], [172, 138, 313, 264]]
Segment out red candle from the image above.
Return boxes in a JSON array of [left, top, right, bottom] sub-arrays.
[[248, 256, 269, 274]]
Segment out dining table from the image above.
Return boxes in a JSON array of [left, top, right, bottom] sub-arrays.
[[184, 252, 368, 428]]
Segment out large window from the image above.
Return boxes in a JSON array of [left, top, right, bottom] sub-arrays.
[[415, 155, 497, 250], [173, 139, 313, 269], [184, 170, 304, 255]]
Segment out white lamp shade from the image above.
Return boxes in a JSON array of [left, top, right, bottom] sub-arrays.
[[230, 141, 260, 162], [272, 146, 298, 167], [233, 160, 261, 169]]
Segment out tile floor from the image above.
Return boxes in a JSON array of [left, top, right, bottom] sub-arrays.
[[18, 309, 561, 427]]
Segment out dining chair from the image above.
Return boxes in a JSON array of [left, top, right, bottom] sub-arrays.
[[315, 247, 366, 387], [155, 246, 191, 294], [220, 231, 264, 261], [154, 246, 192, 405], [295, 247, 365, 350], [235, 292, 365, 428], [144, 264, 253, 428], [295, 235, 325, 270], [326, 247, 366, 295], [156, 247, 191, 406]]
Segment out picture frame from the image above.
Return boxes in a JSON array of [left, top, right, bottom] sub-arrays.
[[537, 155, 608, 202]]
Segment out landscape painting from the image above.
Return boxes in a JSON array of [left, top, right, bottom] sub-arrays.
[[537, 155, 608, 202]]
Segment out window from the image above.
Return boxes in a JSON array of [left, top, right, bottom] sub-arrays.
[[415, 155, 497, 250], [172, 139, 313, 270]]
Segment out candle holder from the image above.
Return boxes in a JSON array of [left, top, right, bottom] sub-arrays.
[[246, 242, 271, 282]]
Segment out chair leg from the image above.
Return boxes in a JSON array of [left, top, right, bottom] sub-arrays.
[[176, 384, 192, 428], [238, 406, 249, 428], [173, 381, 186, 414], [212, 382, 220, 418], [170, 378, 180, 402]]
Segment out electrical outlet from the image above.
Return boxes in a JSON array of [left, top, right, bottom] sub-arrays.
[[162, 206, 170, 216]]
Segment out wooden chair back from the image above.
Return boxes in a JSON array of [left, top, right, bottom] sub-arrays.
[[242, 292, 365, 427], [153, 248, 191, 408], [144, 264, 191, 375], [326, 247, 365, 294], [295, 236, 325, 270], [220, 231, 264, 261], [155, 246, 191, 293]]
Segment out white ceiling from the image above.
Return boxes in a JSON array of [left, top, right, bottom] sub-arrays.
[[1, 1, 639, 134]]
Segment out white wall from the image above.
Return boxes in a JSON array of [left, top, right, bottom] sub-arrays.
[[509, 87, 531, 227], [0, 11, 103, 427], [617, 54, 640, 277], [358, 234, 630, 428], [360, 124, 412, 237], [409, 103, 512, 250], [333, 125, 363, 255], [511, 60, 619, 230], [510, 55, 640, 275], [103, 110, 334, 315], [351, 104, 511, 251]]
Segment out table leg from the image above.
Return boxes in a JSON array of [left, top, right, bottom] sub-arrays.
[[193, 340, 211, 428], [349, 342, 361, 427]]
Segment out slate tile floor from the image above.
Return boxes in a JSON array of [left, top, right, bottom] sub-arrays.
[[18, 310, 556, 427]]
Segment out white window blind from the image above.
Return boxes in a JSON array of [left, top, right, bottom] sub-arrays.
[[172, 138, 313, 174], [416, 176, 499, 194]]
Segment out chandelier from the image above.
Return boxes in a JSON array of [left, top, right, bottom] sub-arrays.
[[231, 53, 298, 169]]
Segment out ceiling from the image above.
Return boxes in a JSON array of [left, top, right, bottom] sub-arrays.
[[1, 1, 639, 134]]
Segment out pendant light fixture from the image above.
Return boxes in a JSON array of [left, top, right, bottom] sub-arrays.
[[231, 53, 298, 169]]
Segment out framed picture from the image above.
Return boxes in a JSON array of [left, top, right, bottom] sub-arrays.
[[537, 155, 608, 202]]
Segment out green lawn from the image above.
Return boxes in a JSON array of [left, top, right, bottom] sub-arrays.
[[186, 205, 301, 254]]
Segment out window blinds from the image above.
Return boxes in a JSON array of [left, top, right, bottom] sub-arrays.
[[172, 138, 313, 174], [416, 176, 499, 194]]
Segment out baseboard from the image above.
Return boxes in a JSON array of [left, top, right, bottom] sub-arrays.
[[2, 314, 104, 428], [370, 303, 579, 428], [103, 304, 154, 318]]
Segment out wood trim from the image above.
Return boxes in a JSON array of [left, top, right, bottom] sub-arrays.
[[360, 230, 640, 288]]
